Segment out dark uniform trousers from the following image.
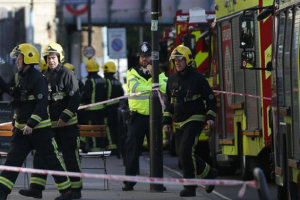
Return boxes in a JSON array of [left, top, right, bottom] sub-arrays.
[[85, 110, 107, 149], [30, 125, 82, 191], [0, 127, 71, 194], [175, 121, 207, 188], [106, 103, 119, 150], [123, 113, 149, 187]]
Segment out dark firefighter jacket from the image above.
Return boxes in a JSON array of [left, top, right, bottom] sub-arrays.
[[104, 73, 124, 106], [44, 64, 80, 127], [10, 67, 51, 129], [163, 67, 217, 129], [81, 72, 107, 110]]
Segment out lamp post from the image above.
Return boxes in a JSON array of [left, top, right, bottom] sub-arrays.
[[149, 0, 164, 192]]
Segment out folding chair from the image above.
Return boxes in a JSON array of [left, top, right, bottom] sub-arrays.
[[0, 124, 29, 187], [78, 125, 111, 190]]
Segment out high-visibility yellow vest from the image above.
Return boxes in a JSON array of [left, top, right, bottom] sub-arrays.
[[126, 68, 167, 115]]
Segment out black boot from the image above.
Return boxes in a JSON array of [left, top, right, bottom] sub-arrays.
[[179, 188, 196, 197], [205, 168, 218, 193], [19, 188, 42, 199], [54, 191, 73, 200], [122, 184, 134, 191], [71, 190, 82, 199], [0, 192, 7, 200]]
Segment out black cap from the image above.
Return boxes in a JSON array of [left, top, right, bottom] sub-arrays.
[[136, 42, 151, 57]]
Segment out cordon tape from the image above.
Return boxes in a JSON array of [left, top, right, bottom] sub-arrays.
[[0, 165, 257, 198], [0, 87, 269, 197], [0, 88, 270, 127]]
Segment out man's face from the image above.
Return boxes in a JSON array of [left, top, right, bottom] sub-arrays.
[[16, 54, 24, 71], [174, 57, 187, 72], [47, 55, 59, 69], [139, 56, 151, 68]]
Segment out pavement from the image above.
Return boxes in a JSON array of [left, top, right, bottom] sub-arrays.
[[2, 152, 217, 200]]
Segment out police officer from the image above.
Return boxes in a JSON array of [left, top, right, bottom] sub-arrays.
[[19, 42, 82, 199], [122, 42, 168, 191], [102, 61, 124, 157], [163, 45, 218, 197], [0, 44, 73, 200], [81, 59, 107, 151]]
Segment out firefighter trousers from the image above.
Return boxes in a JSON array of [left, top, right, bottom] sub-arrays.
[[30, 125, 82, 192], [84, 110, 107, 150], [123, 113, 149, 187], [175, 121, 210, 188], [106, 104, 119, 151], [0, 127, 71, 194]]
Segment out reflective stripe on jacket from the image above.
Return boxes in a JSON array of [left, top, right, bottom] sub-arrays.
[[126, 68, 167, 115]]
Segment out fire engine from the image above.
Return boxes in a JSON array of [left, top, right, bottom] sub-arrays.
[[202, 0, 274, 178], [258, 0, 300, 199]]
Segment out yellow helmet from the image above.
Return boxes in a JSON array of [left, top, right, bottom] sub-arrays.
[[64, 63, 75, 72], [86, 59, 99, 72], [39, 59, 48, 71], [42, 42, 65, 63], [10, 43, 39, 65], [102, 61, 116, 73], [169, 45, 193, 66]]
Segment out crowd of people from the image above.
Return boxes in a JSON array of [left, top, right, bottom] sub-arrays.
[[0, 41, 218, 199]]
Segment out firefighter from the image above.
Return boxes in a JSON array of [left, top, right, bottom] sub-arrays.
[[163, 45, 218, 197], [19, 42, 82, 199], [122, 42, 168, 191], [64, 63, 84, 96], [39, 58, 48, 74], [81, 59, 107, 151], [102, 61, 124, 157], [64, 62, 86, 151], [0, 77, 9, 100], [0, 57, 8, 100], [0, 43, 73, 200]]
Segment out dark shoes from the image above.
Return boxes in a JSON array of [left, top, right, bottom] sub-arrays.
[[71, 190, 82, 199], [179, 188, 196, 197], [0, 192, 8, 200], [19, 188, 42, 199], [19, 188, 81, 200], [122, 184, 134, 191], [205, 168, 218, 193], [54, 191, 73, 200]]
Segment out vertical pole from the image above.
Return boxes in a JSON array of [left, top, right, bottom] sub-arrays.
[[87, 0, 92, 47], [29, 0, 34, 44], [117, 58, 120, 80], [150, 0, 164, 192]]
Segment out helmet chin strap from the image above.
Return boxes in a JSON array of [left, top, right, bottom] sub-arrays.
[[19, 62, 26, 74]]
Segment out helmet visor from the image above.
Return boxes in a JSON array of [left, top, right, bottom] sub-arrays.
[[10, 51, 20, 58], [42, 51, 58, 57], [169, 55, 184, 61], [10, 46, 21, 58]]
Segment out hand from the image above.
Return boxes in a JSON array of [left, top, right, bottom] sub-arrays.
[[146, 64, 153, 76], [206, 120, 214, 128], [57, 119, 66, 127], [163, 125, 172, 133], [23, 125, 33, 135]]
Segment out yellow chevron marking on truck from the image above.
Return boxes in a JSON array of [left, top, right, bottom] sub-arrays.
[[195, 51, 208, 69]]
